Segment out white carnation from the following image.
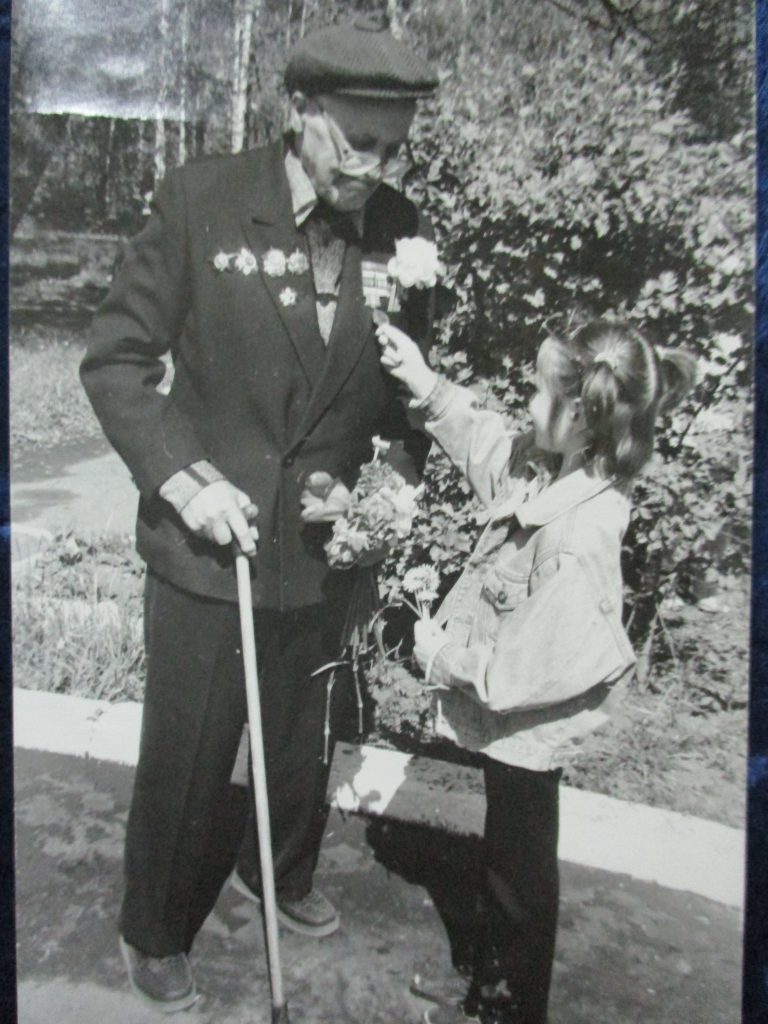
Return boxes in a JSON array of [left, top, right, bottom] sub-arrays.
[[387, 237, 444, 290]]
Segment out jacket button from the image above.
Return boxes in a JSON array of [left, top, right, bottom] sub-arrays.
[[282, 454, 295, 468], [497, 590, 508, 605]]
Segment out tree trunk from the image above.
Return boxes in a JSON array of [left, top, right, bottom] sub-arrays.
[[100, 116, 115, 226], [299, 0, 310, 39], [458, 0, 468, 66], [9, 112, 69, 237], [231, 1, 260, 154], [285, 0, 293, 48], [387, 0, 402, 38], [154, 118, 166, 183], [155, 0, 171, 182], [179, 0, 189, 164]]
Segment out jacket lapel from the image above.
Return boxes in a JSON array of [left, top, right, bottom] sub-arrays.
[[290, 238, 374, 446], [238, 144, 325, 384]]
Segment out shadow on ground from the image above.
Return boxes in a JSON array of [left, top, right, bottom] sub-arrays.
[[15, 747, 742, 1024]]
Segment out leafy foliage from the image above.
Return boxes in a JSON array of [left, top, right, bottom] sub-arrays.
[[392, 16, 753, 648], [12, 0, 752, 687]]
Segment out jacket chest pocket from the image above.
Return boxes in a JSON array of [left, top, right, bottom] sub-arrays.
[[477, 568, 528, 643]]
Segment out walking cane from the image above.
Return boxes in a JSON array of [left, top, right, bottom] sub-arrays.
[[234, 548, 292, 1024]]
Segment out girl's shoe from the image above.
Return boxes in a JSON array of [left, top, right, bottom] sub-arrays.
[[422, 1004, 480, 1024], [421, 994, 526, 1024], [411, 966, 472, 1005]]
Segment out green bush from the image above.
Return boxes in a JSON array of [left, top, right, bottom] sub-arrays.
[[391, 25, 753, 648]]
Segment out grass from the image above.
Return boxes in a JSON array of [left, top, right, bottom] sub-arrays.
[[11, 326, 103, 448], [12, 529, 748, 828], [555, 580, 748, 829], [13, 532, 146, 702]]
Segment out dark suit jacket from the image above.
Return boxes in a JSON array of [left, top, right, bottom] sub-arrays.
[[81, 141, 433, 607]]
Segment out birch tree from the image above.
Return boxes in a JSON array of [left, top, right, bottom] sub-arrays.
[[231, 0, 261, 153], [154, 0, 171, 181], [299, 0, 312, 39], [178, 0, 190, 164], [387, 0, 402, 39]]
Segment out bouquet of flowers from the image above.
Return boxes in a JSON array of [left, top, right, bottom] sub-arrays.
[[324, 437, 423, 568], [305, 436, 425, 761]]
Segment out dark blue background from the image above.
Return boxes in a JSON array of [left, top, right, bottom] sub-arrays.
[[0, 2, 764, 1021], [1, 1, 15, 1020], [746, 2, 768, 1021]]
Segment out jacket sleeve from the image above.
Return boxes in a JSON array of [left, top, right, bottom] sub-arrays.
[[429, 552, 635, 712], [80, 168, 212, 497], [417, 378, 515, 507]]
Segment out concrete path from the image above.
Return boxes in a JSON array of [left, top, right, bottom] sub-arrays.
[[13, 688, 746, 910], [11, 442, 137, 562], [15, 747, 742, 1024], [9, 444, 746, 1021]]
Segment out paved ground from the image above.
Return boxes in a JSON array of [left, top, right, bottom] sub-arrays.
[[15, 747, 743, 1024], [11, 441, 137, 555], [9, 446, 746, 1021]]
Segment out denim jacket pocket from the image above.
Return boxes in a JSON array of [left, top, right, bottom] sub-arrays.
[[480, 570, 528, 614]]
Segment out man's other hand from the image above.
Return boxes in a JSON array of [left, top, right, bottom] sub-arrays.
[[300, 472, 352, 523], [180, 481, 259, 555]]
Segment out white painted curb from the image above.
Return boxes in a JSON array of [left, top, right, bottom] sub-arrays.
[[13, 687, 745, 909]]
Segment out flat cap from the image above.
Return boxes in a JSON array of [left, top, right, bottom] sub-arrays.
[[285, 14, 438, 99]]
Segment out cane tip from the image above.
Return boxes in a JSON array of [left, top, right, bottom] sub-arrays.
[[272, 1005, 292, 1023]]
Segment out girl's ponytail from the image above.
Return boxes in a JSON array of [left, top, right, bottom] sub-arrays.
[[656, 348, 698, 414]]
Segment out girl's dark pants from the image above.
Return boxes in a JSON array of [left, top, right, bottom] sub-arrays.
[[474, 760, 561, 1024], [119, 570, 346, 957]]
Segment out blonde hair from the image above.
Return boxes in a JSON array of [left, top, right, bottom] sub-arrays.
[[538, 321, 697, 481]]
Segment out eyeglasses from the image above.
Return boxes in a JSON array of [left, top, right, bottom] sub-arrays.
[[321, 107, 413, 185]]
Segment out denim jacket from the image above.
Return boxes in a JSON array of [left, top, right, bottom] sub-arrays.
[[419, 378, 636, 772]]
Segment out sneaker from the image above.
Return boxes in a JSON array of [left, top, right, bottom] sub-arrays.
[[119, 936, 197, 1013], [422, 1003, 525, 1024], [422, 1004, 480, 1024], [230, 870, 340, 938], [421, 991, 524, 1024], [411, 966, 472, 1005]]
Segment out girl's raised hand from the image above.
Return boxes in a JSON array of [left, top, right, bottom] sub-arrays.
[[376, 323, 438, 401]]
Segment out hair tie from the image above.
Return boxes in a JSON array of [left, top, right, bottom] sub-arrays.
[[593, 351, 618, 373]]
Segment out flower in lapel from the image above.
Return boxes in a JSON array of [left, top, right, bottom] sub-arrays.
[[287, 249, 310, 275], [279, 286, 298, 307], [262, 248, 288, 277], [362, 237, 444, 322], [213, 252, 231, 271], [235, 248, 258, 275]]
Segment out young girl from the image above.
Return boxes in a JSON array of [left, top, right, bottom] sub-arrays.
[[376, 320, 696, 1024]]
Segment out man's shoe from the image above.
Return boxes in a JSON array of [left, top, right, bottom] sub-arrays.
[[411, 965, 472, 1005], [119, 936, 197, 1013], [276, 888, 340, 937], [421, 1003, 480, 1024], [230, 870, 340, 938]]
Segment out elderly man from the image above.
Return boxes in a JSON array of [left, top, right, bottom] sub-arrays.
[[81, 17, 437, 1012]]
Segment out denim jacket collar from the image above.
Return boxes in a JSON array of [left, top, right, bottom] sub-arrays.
[[491, 466, 618, 528]]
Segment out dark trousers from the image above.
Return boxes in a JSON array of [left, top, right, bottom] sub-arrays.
[[473, 760, 561, 1024], [119, 571, 346, 956]]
